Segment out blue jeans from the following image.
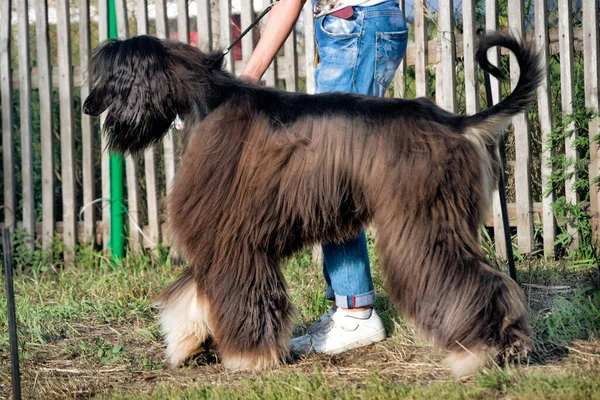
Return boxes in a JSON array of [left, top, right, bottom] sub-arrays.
[[314, 1, 407, 309]]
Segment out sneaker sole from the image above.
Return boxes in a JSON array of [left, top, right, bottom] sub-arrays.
[[321, 329, 387, 355]]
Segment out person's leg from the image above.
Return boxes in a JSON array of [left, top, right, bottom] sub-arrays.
[[313, 11, 367, 308], [290, 2, 408, 354], [318, 2, 408, 312]]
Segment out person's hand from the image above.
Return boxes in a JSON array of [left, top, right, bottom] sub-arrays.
[[239, 0, 305, 86]]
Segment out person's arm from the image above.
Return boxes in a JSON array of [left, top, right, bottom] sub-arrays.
[[239, 0, 306, 84]]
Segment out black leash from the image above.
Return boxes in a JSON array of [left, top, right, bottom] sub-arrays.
[[3, 228, 21, 400], [477, 29, 517, 280], [220, 0, 281, 59]]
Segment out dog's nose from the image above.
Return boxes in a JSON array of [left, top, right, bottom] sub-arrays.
[[83, 99, 101, 116]]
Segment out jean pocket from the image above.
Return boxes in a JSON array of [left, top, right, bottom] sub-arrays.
[[319, 14, 361, 38], [374, 30, 408, 87]]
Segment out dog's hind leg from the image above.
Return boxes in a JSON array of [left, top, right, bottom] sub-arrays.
[[155, 268, 213, 366], [208, 251, 296, 371], [374, 213, 530, 377]]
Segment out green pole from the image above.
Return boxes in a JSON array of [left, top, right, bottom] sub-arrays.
[[108, 0, 125, 262]]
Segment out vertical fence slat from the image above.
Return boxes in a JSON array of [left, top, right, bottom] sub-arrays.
[[438, 0, 456, 112], [177, 0, 190, 43], [137, 0, 148, 34], [484, 0, 501, 106], [144, 144, 161, 247], [197, 0, 213, 51], [125, 154, 142, 252], [486, 0, 508, 259], [261, 0, 277, 87], [508, 0, 534, 253], [36, 0, 55, 246], [558, 0, 579, 248], [535, 0, 556, 256], [57, 0, 77, 262], [462, 0, 478, 114], [394, 0, 406, 98], [80, 0, 95, 244], [155, 0, 177, 195], [583, 0, 600, 239], [1, 0, 14, 231], [116, 0, 142, 253], [17, 0, 34, 245], [219, 0, 233, 73], [99, 0, 110, 249], [241, 0, 254, 69], [137, 0, 160, 247], [303, 2, 315, 94], [284, 27, 298, 92], [116, 0, 128, 38], [414, 0, 428, 98], [155, 0, 168, 38]]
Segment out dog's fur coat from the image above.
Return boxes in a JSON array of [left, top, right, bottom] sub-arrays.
[[83, 31, 542, 376]]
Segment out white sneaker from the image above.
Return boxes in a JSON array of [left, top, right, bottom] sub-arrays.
[[289, 308, 386, 355]]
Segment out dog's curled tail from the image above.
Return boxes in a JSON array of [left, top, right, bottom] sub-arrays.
[[465, 31, 542, 132]]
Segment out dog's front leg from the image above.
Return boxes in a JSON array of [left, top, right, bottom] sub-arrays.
[[208, 251, 296, 371]]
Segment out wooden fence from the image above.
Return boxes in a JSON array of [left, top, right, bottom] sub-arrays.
[[1, 0, 599, 263]]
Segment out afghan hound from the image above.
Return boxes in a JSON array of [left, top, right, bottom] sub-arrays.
[[83, 31, 542, 377]]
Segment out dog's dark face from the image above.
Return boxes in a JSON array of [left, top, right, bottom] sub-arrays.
[[84, 35, 183, 154]]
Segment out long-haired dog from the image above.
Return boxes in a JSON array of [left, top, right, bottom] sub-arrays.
[[83, 31, 542, 377]]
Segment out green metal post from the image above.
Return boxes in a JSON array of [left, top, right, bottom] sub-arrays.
[[108, 0, 125, 262]]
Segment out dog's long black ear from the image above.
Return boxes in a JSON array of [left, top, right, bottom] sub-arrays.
[[84, 35, 179, 154]]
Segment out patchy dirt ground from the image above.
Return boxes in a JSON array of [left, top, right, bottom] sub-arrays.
[[7, 334, 600, 399]]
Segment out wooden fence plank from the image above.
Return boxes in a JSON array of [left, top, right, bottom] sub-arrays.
[[284, 26, 298, 92], [57, 0, 77, 262], [583, 0, 600, 240], [394, 0, 406, 98], [220, 0, 234, 73], [17, 0, 34, 246], [414, 0, 428, 98], [137, 0, 160, 246], [155, 0, 176, 194], [508, 0, 534, 254], [99, 0, 110, 251], [177, 0, 190, 43], [155, 0, 168, 38], [144, 145, 161, 247], [116, 0, 128, 38], [197, 0, 213, 51], [261, 0, 277, 87], [438, 0, 456, 112], [240, 0, 254, 69], [36, 0, 55, 247], [486, 0, 508, 259], [125, 155, 142, 252], [558, 0, 579, 248], [1, 0, 14, 231], [115, 0, 142, 253], [137, 0, 148, 34], [80, 0, 95, 244], [303, 2, 315, 94], [535, 0, 556, 256], [462, 0, 478, 114]]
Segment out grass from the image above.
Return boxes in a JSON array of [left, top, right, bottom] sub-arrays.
[[1, 233, 600, 399]]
